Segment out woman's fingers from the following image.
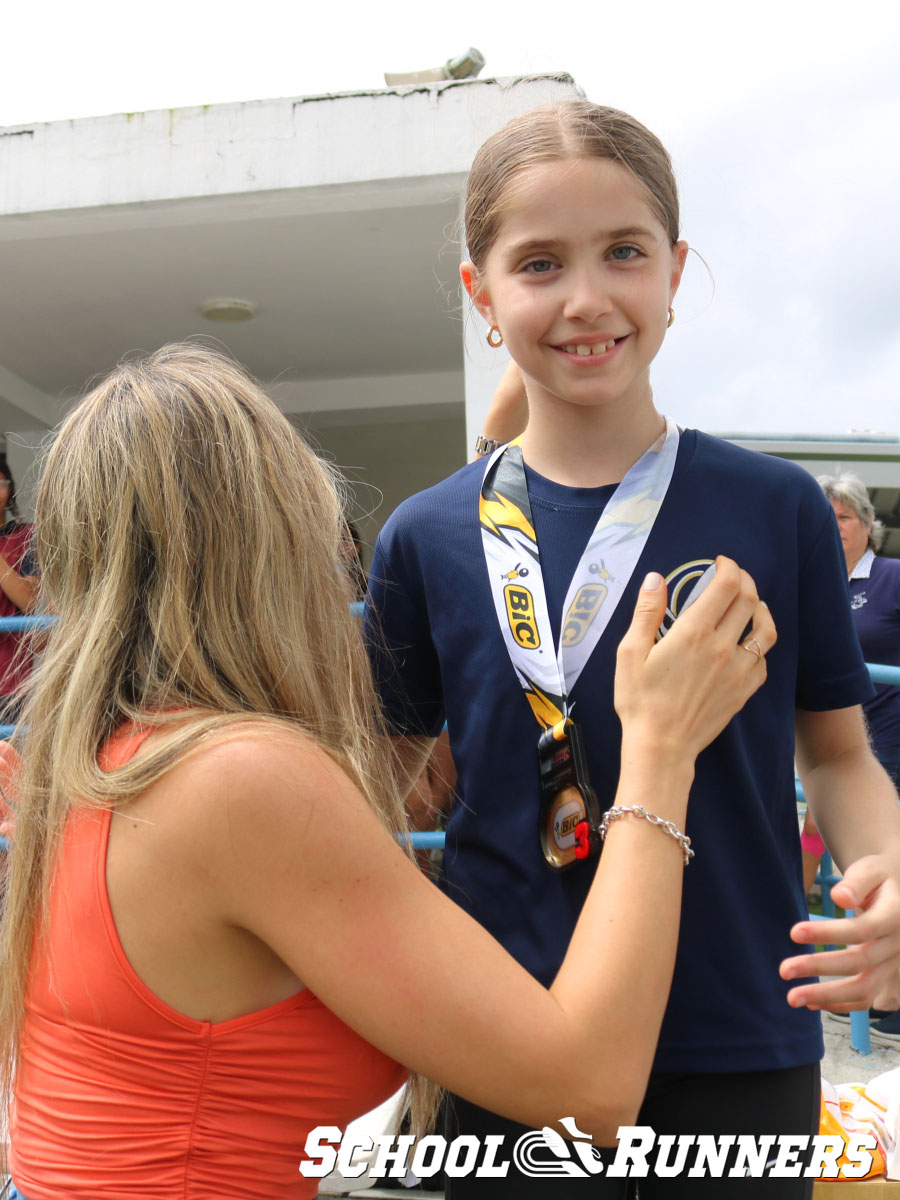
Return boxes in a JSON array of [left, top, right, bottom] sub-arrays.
[[742, 599, 777, 659], [615, 558, 775, 761], [733, 606, 776, 679], [680, 557, 776, 658], [617, 570, 668, 660], [674, 556, 745, 631], [656, 558, 774, 703]]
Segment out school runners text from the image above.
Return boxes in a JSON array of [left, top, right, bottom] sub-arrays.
[[300, 1119, 877, 1181]]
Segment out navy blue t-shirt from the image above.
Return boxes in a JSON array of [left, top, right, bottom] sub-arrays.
[[850, 554, 900, 750], [365, 429, 873, 1075]]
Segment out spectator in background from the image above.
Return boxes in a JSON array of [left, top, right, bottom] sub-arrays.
[[822, 474, 900, 789], [0, 458, 38, 724], [804, 473, 900, 1043]]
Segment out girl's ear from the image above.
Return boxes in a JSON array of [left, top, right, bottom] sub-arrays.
[[669, 240, 689, 302], [460, 261, 494, 324]]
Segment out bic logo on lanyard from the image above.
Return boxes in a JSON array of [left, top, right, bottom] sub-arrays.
[[504, 584, 541, 648], [560, 581, 608, 648]]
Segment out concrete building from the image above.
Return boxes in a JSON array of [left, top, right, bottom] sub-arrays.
[[0, 73, 580, 558], [3, 73, 900, 554]]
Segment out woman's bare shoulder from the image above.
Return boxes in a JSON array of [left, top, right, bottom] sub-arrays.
[[160, 718, 352, 802], [182, 717, 326, 762], [130, 717, 364, 852]]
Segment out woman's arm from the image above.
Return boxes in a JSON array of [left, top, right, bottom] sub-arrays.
[[389, 734, 443, 831], [205, 558, 772, 1143], [473, 361, 528, 457], [0, 551, 37, 613], [783, 707, 900, 1010]]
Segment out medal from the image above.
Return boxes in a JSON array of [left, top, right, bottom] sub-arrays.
[[538, 720, 602, 870]]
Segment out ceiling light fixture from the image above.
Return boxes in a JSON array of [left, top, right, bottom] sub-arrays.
[[199, 298, 257, 323]]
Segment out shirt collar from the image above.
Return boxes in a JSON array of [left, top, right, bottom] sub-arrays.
[[850, 547, 875, 581]]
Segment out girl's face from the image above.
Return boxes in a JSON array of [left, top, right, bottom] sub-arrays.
[[463, 157, 687, 418]]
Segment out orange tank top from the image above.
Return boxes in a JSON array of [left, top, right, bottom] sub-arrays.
[[9, 726, 407, 1199]]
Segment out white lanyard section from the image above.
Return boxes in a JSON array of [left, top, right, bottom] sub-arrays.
[[479, 419, 680, 730]]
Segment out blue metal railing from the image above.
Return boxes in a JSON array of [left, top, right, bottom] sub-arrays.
[[868, 663, 900, 686], [404, 832, 446, 850], [0, 616, 894, 883], [0, 612, 449, 853], [0, 615, 55, 632], [3, 613, 899, 685]]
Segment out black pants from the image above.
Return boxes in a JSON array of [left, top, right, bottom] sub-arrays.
[[444, 1063, 820, 1198]]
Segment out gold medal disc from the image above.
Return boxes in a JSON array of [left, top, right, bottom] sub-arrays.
[[542, 785, 588, 869]]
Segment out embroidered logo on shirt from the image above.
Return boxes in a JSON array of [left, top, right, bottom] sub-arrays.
[[656, 558, 717, 640]]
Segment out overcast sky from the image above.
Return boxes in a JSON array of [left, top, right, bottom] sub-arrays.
[[4, 0, 899, 435]]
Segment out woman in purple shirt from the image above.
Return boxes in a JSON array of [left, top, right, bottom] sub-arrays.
[[820, 473, 900, 786], [807, 472, 900, 1041]]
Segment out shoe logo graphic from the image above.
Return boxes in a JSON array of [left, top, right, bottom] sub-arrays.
[[512, 1118, 604, 1178]]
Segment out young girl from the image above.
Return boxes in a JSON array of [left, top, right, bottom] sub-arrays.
[[365, 102, 900, 1196], [0, 343, 787, 1200]]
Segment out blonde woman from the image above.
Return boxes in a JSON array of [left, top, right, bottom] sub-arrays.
[[0, 342, 842, 1200]]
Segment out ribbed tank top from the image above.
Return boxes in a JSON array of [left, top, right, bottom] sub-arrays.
[[9, 726, 407, 1198]]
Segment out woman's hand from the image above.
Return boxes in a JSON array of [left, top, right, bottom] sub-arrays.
[[614, 556, 776, 767]]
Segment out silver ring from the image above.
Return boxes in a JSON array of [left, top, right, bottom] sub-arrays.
[[741, 637, 763, 661]]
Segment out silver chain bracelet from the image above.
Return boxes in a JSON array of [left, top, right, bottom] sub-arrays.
[[599, 805, 694, 866]]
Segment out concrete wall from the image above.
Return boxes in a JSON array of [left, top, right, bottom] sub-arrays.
[[0, 76, 580, 218], [303, 412, 466, 571]]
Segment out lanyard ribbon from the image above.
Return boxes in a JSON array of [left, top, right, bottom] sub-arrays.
[[479, 419, 680, 729]]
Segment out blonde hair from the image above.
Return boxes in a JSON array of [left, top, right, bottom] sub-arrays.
[[0, 343, 434, 1129], [465, 100, 680, 269]]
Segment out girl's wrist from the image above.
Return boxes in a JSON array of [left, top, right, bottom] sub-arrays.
[[474, 434, 504, 457]]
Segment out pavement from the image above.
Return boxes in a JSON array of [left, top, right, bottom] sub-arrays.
[[822, 1009, 900, 1085]]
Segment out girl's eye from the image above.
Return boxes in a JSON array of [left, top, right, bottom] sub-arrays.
[[610, 245, 641, 261], [523, 259, 556, 275]]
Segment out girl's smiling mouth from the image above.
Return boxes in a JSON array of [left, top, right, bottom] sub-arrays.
[[554, 336, 626, 358]]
